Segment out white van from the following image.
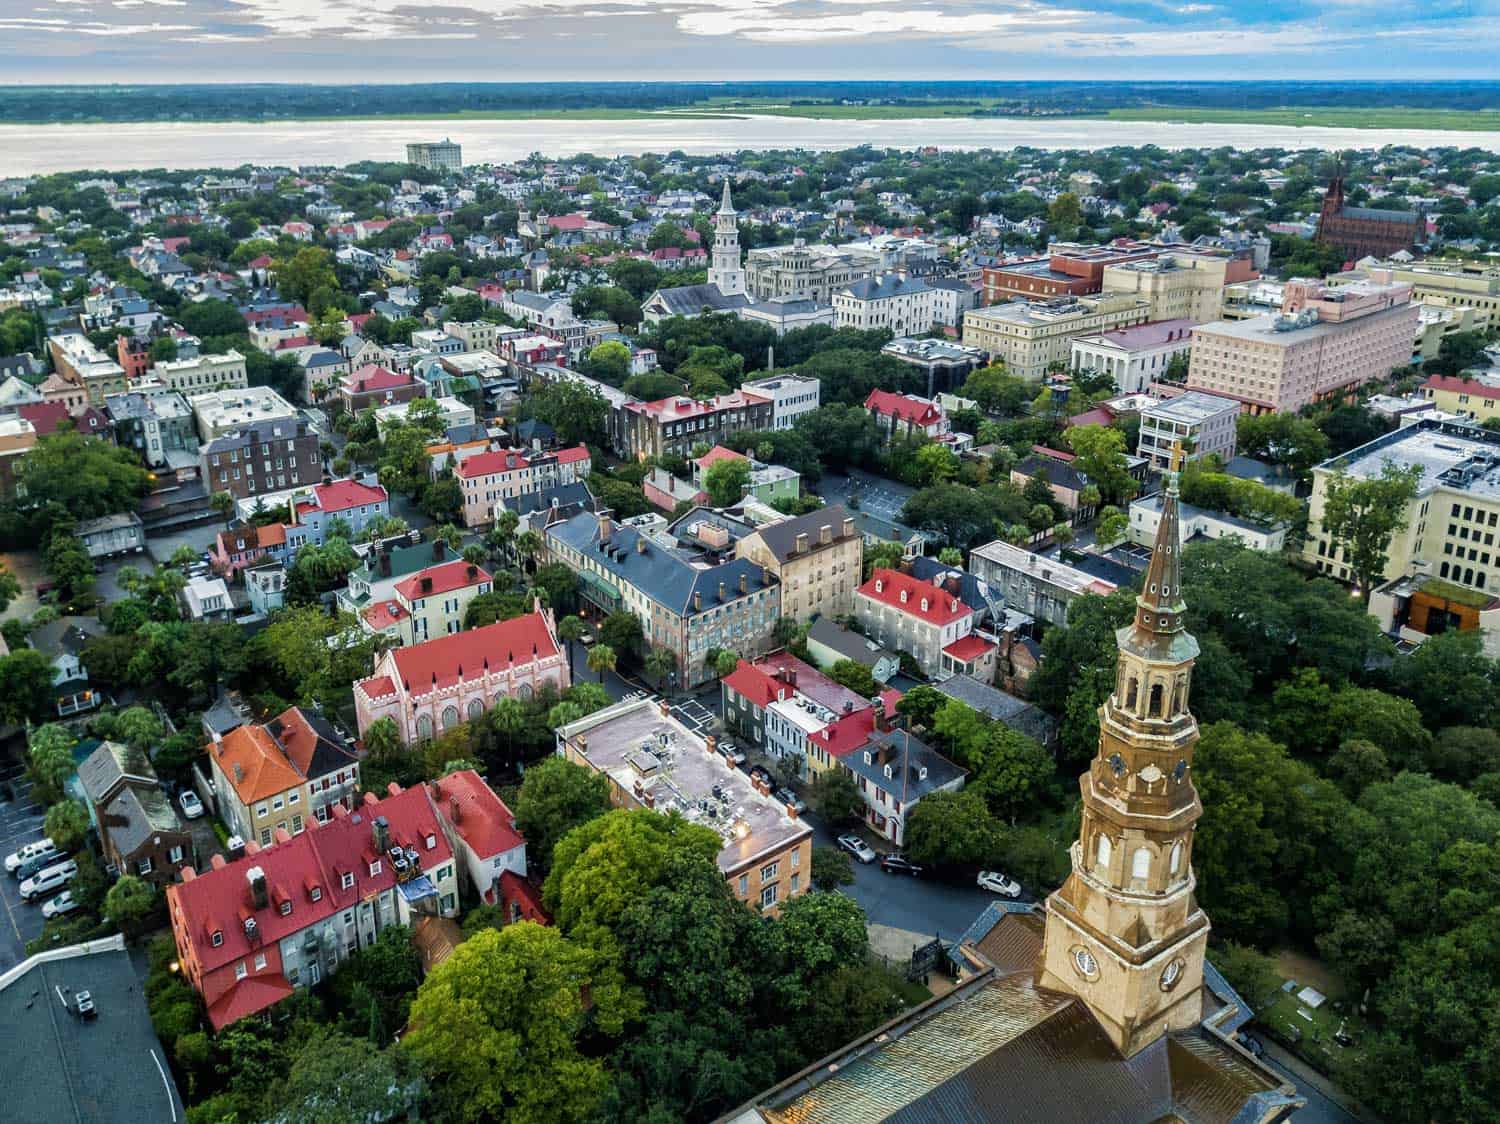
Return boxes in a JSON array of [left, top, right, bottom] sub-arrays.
[[20, 859, 79, 902], [5, 837, 56, 874]]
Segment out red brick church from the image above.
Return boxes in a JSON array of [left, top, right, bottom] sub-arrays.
[[1315, 174, 1419, 261]]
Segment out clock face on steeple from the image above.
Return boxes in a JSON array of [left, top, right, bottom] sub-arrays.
[[1072, 947, 1100, 980], [1160, 959, 1185, 991]]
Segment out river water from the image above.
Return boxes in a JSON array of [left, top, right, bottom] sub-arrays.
[[4, 113, 1499, 175]]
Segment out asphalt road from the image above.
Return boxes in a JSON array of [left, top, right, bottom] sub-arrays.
[[0, 760, 50, 970]]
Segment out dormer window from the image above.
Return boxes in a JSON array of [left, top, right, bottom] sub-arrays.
[[874, 580, 883, 593], [310, 886, 322, 902], [920, 598, 929, 611], [425, 833, 436, 850], [899, 589, 908, 603], [279, 900, 292, 917], [341, 871, 355, 890], [211, 929, 223, 948], [863, 751, 872, 764], [369, 860, 382, 877]]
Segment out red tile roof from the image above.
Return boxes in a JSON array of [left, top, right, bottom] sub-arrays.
[[214, 723, 305, 804], [627, 388, 770, 422], [859, 568, 968, 626], [500, 869, 549, 919], [809, 709, 877, 758], [554, 444, 591, 465], [864, 389, 943, 426], [1424, 374, 1500, 401], [432, 770, 523, 860], [385, 611, 557, 693], [313, 478, 387, 512], [363, 600, 406, 630], [170, 785, 454, 1017], [722, 659, 782, 708], [16, 401, 69, 435], [360, 675, 397, 700], [695, 444, 747, 470], [207, 973, 294, 1031], [457, 448, 531, 478], [396, 559, 491, 602]]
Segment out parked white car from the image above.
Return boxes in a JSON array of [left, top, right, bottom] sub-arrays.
[[5, 837, 55, 874], [179, 790, 205, 819], [42, 890, 79, 919], [21, 859, 79, 902], [977, 870, 1023, 898], [837, 833, 877, 864]]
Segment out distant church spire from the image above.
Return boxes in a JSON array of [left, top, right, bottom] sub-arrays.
[[1038, 438, 1211, 1058], [708, 178, 745, 297]]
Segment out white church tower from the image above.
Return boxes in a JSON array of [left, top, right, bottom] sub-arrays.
[[707, 180, 746, 297]]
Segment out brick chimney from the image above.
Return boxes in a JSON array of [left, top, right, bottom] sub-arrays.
[[247, 866, 268, 910], [373, 815, 390, 854]]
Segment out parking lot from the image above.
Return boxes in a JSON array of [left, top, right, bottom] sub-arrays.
[[0, 761, 51, 970], [815, 470, 918, 526], [669, 698, 717, 737]]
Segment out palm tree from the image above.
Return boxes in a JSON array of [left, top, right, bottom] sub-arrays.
[[558, 615, 585, 680], [491, 509, 518, 563], [643, 645, 677, 690], [586, 642, 617, 685], [490, 697, 527, 770], [515, 530, 543, 574], [210, 490, 234, 530]]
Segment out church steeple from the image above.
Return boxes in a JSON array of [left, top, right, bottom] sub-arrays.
[[1038, 441, 1211, 1058], [708, 179, 745, 297]]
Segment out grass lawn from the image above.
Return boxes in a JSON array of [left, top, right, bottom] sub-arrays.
[[1096, 106, 1500, 132]]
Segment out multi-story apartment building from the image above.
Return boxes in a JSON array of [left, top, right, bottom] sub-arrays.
[[968, 540, 1119, 628], [359, 558, 492, 646], [406, 138, 462, 171], [1186, 278, 1418, 414], [545, 510, 780, 687], [736, 505, 862, 624], [1306, 418, 1500, 600], [1335, 258, 1500, 320], [981, 243, 1159, 305], [104, 386, 195, 470], [188, 385, 300, 442], [1069, 319, 1195, 395], [854, 567, 996, 682], [338, 537, 455, 617], [48, 332, 127, 403], [739, 374, 820, 431], [620, 388, 773, 461], [1099, 251, 1259, 324], [167, 782, 462, 1029], [454, 444, 591, 527], [722, 652, 882, 780], [442, 319, 504, 353], [0, 414, 37, 499], [1420, 373, 1500, 424], [962, 293, 1153, 382], [209, 707, 363, 846], [200, 418, 322, 501], [1136, 391, 1240, 470], [354, 608, 569, 743], [151, 350, 248, 396], [333, 364, 425, 415], [556, 696, 813, 914], [831, 275, 936, 335]]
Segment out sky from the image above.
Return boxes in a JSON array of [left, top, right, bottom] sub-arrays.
[[0, 0, 1493, 83]]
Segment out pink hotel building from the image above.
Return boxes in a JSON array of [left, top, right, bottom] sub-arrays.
[[1186, 278, 1417, 414]]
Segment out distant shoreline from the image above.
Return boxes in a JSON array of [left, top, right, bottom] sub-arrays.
[[4, 103, 1500, 132]]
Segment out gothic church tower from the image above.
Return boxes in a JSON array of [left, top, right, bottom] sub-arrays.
[[1038, 446, 1210, 1057], [707, 180, 746, 297]]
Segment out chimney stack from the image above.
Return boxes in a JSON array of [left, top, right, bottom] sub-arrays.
[[718, 580, 726, 602], [693, 591, 702, 611], [739, 572, 747, 594], [373, 815, 390, 854], [247, 866, 268, 910], [598, 512, 613, 541], [450, 796, 461, 823], [433, 538, 445, 561], [843, 517, 855, 538]]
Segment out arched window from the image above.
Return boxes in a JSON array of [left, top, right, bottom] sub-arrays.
[[441, 705, 460, 730], [1125, 677, 1139, 709], [1169, 840, 1183, 876], [1132, 847, 1151, 881], [416, 714, 433, 740], [1148, 683, 1164, 717], [1095, 834, 1112, 872], [466, 698, 484, 721], [518, 682, 533, 701]]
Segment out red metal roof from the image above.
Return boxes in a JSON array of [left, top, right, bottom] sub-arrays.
[[864, 389, 943, 426], [396, 559, 491, 602], [313, 478, 387, 512], [1424, 374, 1500, 401], [722, 659, 782, 708], [554, 444, 591, 465], [206, 973, 295, 1031], [359, 675, 397, 700], [363, 600, 406, 630], [457, 448, 531, 478], [386, 610, 557, 692], [943, 635, 995, 661], [341, 364, 412, 393], [432, 770, 523, 860], [859, 568, 968, 626], [810, 709, 877, 758], [695, 444, 748, 470]]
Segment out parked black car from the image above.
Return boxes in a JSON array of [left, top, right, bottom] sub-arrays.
[[879, 854, 924, 877]]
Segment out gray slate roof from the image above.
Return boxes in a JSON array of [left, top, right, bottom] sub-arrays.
[[749, 503, 855, 563], [839, 275, 930, 301], [844, 728, 966, 801], [934, 675, 1055, 745], [547, 509, 775, 617], [77, 740, 156, 806], [646, 283, 752, 317]]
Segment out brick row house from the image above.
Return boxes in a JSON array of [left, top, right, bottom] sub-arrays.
[[354, 607, 569, 743], [77, 740, 193, 886], [359, 558, 492, 647], [454, 444, 591, 528], [200, 417, 322, 501], [167, 782, 466, 1030], [855, 567, 997, 682]]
